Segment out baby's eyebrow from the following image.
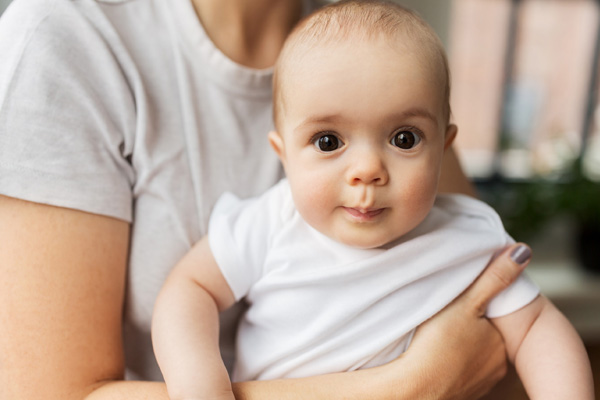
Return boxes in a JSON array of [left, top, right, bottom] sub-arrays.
[[294, 114, 344, 133], [293, 108, 439, 133], [395, 108, 439, 129], [297, 114, 343, 127]]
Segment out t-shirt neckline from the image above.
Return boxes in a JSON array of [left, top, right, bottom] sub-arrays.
[[169, 0, 316, 96]]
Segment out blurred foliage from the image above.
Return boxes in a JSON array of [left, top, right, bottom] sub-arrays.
[[477, 159, 600, 242]]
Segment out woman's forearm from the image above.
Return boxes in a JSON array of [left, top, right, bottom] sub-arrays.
[[84, 357, 423, 400], [84, 381, 169, 399], [232, 359, 422, 400]]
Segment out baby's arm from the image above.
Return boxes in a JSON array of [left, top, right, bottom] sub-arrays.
[[491, 295, 594, 399], [152, 236, 236, 400]]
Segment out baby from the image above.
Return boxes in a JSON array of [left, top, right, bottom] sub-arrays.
[[152, 1, 594, 399]]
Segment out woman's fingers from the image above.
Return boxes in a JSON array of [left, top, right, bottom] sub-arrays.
[[408, 295, 508, 399], [400, 244, 531, 399], [462, 243, 532, 317]]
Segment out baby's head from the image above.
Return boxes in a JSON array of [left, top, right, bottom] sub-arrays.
[[269, 0, 458, 249]]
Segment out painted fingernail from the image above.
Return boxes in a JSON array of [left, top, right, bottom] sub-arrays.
[[510, 245, 531, 265]]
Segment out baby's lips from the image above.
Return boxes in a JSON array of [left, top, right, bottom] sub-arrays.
[[343, 207, 385, 220]]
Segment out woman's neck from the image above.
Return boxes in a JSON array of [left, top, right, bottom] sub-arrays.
[[191, 0, 303, 69]]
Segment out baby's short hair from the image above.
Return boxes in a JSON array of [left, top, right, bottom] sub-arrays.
[[273, 0, 451, 130]]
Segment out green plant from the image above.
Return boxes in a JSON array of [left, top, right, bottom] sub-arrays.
[[478, 158, 600, 242], [557, 160, 600, 227]]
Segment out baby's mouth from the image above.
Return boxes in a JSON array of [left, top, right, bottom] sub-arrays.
[[342, 207, 385, 221]]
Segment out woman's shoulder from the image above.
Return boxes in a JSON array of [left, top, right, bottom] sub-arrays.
[[1, 0, 102, 34], [0, 0, 144, 223], [0, 0, 156, 46], [0, 0, 71, 48], [0, 0, 111, 60]]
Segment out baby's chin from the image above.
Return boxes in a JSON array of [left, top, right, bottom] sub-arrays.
[[332, 231, 406, 250], [327, 219, 426, 250]]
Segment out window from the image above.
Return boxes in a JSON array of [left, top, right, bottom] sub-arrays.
[[449, 0, 600, 181]]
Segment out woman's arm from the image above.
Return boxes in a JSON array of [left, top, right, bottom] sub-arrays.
[[0, 195, 129, 400], [1, 193, 527, 400], [438, 146, 478, 197]]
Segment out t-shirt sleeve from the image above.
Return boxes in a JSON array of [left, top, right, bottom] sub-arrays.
[[0, 0, 135, 221], [208, 181, 287, 301]]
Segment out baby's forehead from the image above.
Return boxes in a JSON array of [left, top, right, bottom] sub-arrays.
[[273, 1, 452, 127], [278, 7, 448, 86], [283, 2, 442, 58], [279, 29, 446, 96], [285, 30, 437, 68]]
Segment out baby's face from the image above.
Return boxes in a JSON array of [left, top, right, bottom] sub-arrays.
[[270, 36, 455, 249]]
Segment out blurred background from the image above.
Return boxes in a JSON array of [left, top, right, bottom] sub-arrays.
[[409, 1, 600, 397], [1, 0, 599, 397], [441, 2, 600, 397], [0, 0, 9, 15]]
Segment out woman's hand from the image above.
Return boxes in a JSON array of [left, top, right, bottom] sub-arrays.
[[401, 243, 532, 400]]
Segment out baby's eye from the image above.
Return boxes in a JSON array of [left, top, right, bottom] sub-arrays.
[[391, 130, 421, 150], [314, 134, 343, 152]]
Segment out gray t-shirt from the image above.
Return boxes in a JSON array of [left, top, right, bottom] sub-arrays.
[[0, 0, 319, 380]]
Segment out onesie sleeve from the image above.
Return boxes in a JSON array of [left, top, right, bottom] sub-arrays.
[[208, 181, 288, 301], [0, 0, 135, 221], [486, 273, 540, 318], [436, 196, 540, 319], [486, 234, 540, 318]]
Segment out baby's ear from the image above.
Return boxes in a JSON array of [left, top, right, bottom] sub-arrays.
[[444, 124, 458, 150], [268, 130, 286, 163]]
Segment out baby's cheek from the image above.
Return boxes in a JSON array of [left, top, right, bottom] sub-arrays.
[[288, 171, 336, 219], [401, 172, 438, 212]]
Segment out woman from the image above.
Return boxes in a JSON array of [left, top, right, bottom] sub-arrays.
[[0, 0, 530, 398]]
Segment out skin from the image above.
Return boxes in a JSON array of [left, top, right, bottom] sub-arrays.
[[157, 22, 593, 399], [269, 37, 456, 249], [491, 297, 594, 399], [151, 33, 462, 394], [1, 0, 531, 399], [151, 237, 522, 400], [0, 197, 523, 400], [191, 0, 302, 69], [152, 27, 578, 400]]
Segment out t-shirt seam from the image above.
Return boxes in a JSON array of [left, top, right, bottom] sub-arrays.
[[193, 60, 273, 99], [165, 0, 273, 98], [0, 160, 59, 179], [0, 0, 57, 114]]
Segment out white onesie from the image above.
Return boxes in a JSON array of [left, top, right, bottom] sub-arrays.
[[208, 179, 539, 381]]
